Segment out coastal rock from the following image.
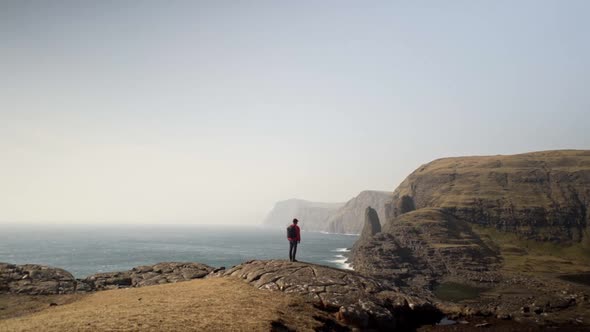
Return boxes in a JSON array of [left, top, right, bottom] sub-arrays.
[[0, 262, 216, 294], [352, 206, 382, 255], [223, 260, 442, 329], [352, 208, 501, 286], [0, 263, 76, 295], [358, 206, 381, 242], [393, 195, 416, 217], [79, 262, 215, 291]]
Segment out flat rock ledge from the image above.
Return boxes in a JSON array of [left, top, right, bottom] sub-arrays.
[[223, 259, 442, 329], [0, 262, 220, 294]]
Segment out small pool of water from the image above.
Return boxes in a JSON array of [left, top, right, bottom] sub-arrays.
[[433, 282, 488, 302]]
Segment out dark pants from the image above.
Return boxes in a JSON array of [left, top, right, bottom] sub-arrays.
[[289, 240, 298, 261]]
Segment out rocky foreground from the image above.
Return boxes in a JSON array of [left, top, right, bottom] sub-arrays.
[[0, 277, 334, 332], [1, 260, 440, 330], [0, 262, 218, 294], [2, 259, 589, 331]]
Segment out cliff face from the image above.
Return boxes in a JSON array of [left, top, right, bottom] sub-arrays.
[[326, 191, 393, 234], [262, 199, 344, 231], [352, 209, 501, 286], [263, 191, 392, 234], [352, 150, 590, 286], [388, 150, 590, 243]]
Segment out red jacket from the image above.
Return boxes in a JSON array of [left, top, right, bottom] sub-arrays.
[[288, 224, 301, 242]]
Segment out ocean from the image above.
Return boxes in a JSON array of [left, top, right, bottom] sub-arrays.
[[0, 225, 358, 278]]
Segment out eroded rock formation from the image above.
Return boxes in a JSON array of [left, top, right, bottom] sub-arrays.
[[352, 209, 501, 286], [357, 206, 381, 243]]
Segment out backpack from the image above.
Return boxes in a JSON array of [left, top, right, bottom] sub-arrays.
[[287, 225, 297, 239]]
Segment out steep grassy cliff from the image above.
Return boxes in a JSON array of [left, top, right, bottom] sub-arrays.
[[388, 150, 590, 244], [353, 150, 590, 289]]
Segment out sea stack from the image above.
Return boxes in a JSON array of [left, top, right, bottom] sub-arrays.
[[358, 206, 381, 244]]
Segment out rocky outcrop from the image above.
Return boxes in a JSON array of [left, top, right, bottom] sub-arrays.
[[351, 151, 590, 286], [223, 259, 442, 329], [356, 207, 381, 245], [1, 262, 218, 294], [349, 150, 590, 326], [326, 191, 393, 234], [77, 262, 217, 292], [0, 263, 76, 295], [262, 199, 344, 231], [1, 260, 443, 329], [389, 150, 590, 243], [352, 209, 501, 287]]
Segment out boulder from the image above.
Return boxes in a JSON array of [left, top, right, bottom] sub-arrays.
[[0, 263, 76, 295]]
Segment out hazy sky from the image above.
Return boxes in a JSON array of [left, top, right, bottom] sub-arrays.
[[1, 1, 589, 225]]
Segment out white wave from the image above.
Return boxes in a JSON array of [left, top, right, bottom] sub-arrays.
[[331, 248, 351, 253], [326, 257, 354, 271], [317, 231, 360, 236]]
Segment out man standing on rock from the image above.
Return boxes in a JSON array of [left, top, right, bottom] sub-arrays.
[[287, 218, 301, 262]]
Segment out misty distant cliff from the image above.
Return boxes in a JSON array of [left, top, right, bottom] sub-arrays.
[[263, 191, 393, 234], [325, 191, 393, 234], [262, 199, 344, 231]]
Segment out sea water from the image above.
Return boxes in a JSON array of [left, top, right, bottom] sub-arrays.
[[0, 224, 357, 278]]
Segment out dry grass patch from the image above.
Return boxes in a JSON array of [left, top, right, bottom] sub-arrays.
[[0, 277, 334, 332], [0, 294, 86, 320], [472, 224, 590, 276]]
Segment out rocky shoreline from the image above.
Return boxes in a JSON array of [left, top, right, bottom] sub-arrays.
[[2, 259, 589, 330]]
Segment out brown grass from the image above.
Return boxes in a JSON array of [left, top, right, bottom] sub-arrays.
[[0, 293, 85, 320], [395, 149, 590, 208], [0, 277, 332, 332], [472, 225, 590, 276]]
